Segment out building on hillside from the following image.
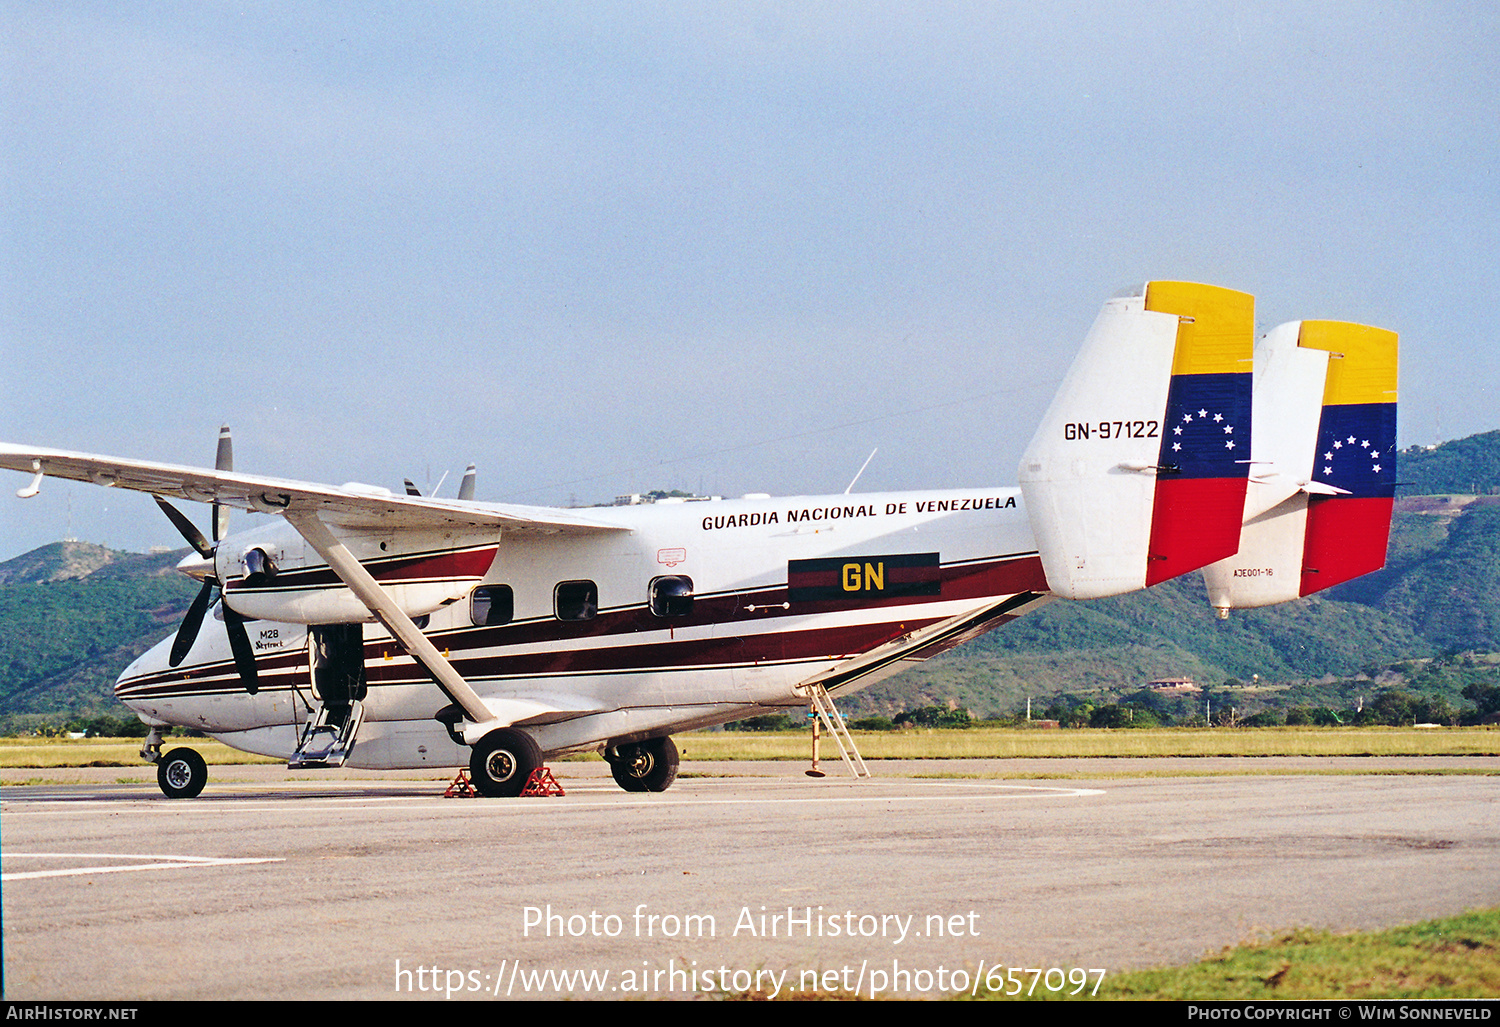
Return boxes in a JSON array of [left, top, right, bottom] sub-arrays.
[[1147, 676, 1201, 694]]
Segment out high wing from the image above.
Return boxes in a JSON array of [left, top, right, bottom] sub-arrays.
[[0, 441, 628, 742], [0, 444, 626, 537]]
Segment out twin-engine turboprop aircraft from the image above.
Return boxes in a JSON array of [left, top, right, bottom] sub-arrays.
[[0, 282, 1398, 798]]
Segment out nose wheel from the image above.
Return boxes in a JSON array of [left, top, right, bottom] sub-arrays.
[[156, 747, 208, 799], [606, 736, 678, 793]]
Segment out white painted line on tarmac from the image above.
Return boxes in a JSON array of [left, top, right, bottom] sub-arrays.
[[0, 780, 1104, 818], [2, 852, 285, 881]]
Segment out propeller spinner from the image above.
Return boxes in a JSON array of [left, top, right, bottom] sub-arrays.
[[155, 426, 258, 693]]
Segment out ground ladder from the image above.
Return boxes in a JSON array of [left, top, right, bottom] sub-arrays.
[[800, 682, 870, 778]]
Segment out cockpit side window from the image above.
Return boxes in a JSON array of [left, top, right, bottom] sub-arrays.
[[471, 584, 514, 626]]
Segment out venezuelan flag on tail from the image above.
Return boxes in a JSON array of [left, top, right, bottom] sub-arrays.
[[1298, 322, 1398, 596], [1142, 282, 1255, 586], [1201, 319, 1398, 613], [1019, 281, 1253, 600]]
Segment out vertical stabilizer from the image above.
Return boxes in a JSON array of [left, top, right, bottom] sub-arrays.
[[1142, 282, 1256, 585], [1020, 282, 1253, 599], [1202, 320, 1397, 612], [1297, 321, 1399, 597]]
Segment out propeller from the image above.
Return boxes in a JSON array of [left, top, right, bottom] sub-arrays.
[[156, 426, 259, 694], [402, 463, 477, 500]]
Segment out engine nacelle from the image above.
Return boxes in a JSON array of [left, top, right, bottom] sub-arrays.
[[214, 520, 498, 624]]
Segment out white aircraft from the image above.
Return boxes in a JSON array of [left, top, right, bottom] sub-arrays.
[[0, 282, 1398, 799]]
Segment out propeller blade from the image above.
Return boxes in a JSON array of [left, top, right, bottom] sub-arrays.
[[213, 425, 233, 542], [154, 496, 214, 559], [215, 424, 233, 471], [222, 602, 259, 695], [458, 463, 476, 501], [169, 580, 215, 667]]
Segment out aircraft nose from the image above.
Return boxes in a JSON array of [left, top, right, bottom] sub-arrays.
[[175, 551, 216, 581], [115, 634, 172, 707]]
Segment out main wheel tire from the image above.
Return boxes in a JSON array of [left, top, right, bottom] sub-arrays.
[[608, 736, 678, 793], [157, 747, 208, 799], [469, 729, 542, 797]]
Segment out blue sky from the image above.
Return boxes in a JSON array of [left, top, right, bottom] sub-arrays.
[[3, 2, 1496, 559]]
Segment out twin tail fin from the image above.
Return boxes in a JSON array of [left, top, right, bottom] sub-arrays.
[[1020, 282, 1396, 611]]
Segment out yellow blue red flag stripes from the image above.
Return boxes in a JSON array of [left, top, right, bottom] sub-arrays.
[[1298, 321, 1398, 596], [1143, 282, 1254, 586]]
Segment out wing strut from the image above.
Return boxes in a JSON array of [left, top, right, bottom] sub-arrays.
[[283, 511, 497, 739]]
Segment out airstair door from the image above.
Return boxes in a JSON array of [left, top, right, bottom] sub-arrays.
[[289, 623, 367, 769]]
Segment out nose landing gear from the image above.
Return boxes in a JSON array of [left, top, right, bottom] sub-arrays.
[[142, 727, 209, 799]]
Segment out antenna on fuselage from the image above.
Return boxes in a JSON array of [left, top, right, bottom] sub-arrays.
[[843, 448, 878, 494]]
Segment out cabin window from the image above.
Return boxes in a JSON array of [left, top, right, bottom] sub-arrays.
[[649, 575, 694, 618], [554, 580, 598, 621], [470, 585, 514, 626]]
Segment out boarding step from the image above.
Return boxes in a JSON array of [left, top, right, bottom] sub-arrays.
[[797, 682, 870, 779], [288, 700, 364, 769]]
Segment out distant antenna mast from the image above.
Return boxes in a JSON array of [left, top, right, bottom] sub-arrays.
[[843, 448, 878, 494]]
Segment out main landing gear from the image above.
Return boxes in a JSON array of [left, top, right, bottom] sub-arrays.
[[606, 736, 678, 793], [143, 730, 208, 799], [469, 728, 543, 798]]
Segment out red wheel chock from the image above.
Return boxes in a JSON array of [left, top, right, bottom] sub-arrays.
[[444, 767, 565, 797], [444, 769, 479, 797], [520, 767, 565, 796]]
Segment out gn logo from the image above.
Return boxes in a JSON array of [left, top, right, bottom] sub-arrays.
[[842, 562, 886, 592], [787, 552, 941, 603]]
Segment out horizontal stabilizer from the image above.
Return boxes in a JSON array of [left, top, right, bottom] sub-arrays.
[[1202, 320, 1397, 612], [1020, 281, 1253, 599]]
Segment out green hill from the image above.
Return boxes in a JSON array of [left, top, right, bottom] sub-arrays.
[[849, 573, 1436, 718], [0, 543, 197, 725], [1397, 430, 1500, 496], [1330, 499, 1500, 654], [851, 429, 1500, 718]]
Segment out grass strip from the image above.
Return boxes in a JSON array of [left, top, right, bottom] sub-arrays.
[[965, 907, 1500, 1000], [674, 727, 1497, 761], [1, 727, 1495, 768]]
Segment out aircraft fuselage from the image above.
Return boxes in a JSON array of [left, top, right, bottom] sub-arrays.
[[116, 486, 1047, 768]]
